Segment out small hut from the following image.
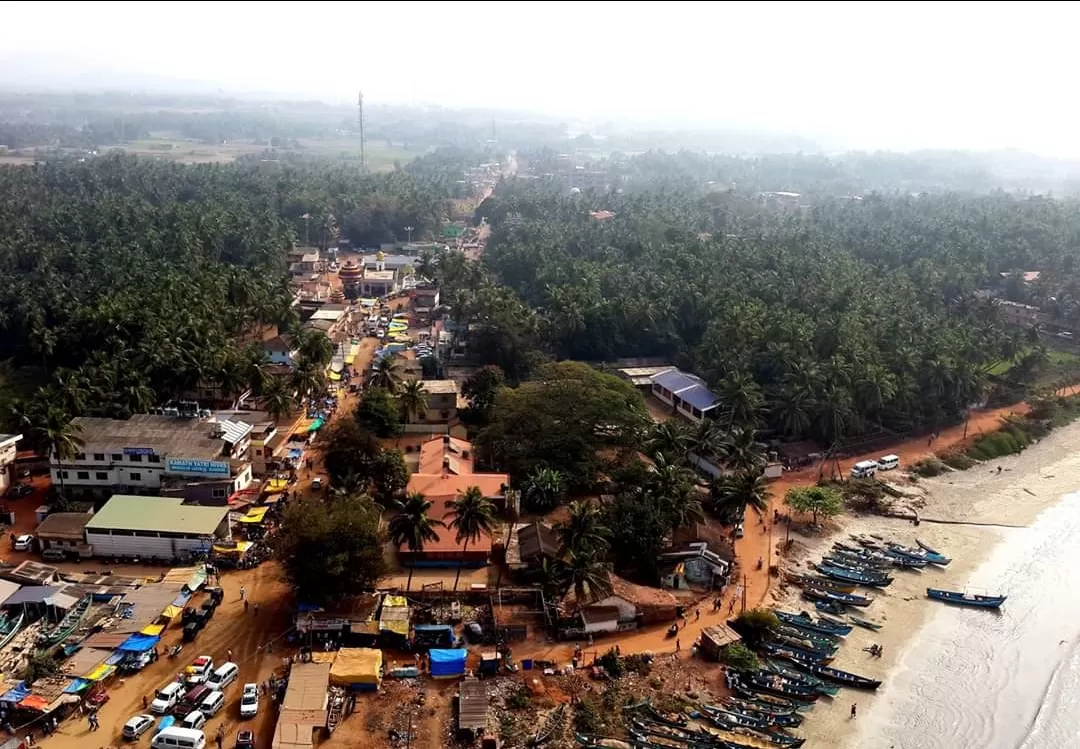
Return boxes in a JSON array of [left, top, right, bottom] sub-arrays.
[[698, 623, 742, 661]]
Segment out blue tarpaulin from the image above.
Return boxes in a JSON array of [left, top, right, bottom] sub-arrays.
[[64, 678, 91, 694], [0, 682, 29, 704], [171, 592, 192, 608], [118, 633, 161, 653], [429, 649, 466, 679]]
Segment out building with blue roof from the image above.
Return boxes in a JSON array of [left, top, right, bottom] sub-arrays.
[[650, 368, 721, 424]]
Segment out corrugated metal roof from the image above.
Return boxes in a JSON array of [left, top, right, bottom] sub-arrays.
[[458, 677, 488, 730], [678, 384, 720, 412], [651, 369, 704, 393], [215, 420, 252, 445], [85, 496, 228, 536]]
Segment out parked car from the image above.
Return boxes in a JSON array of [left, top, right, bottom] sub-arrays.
[[12, 535, 32, 551], [235, 730, 255, 749], [42, 547, 69, 562], [180, 710, 207, 730], [123, 713, 155, 740], [150, 682, 186, 714], [239, 683, 259, 718], [5, 484, 32, 499], [185, 656, 214, 685]]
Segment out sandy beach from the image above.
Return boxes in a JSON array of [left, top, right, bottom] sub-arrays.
[[767, 417, 1080, 748]]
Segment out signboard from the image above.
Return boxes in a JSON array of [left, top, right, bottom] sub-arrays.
[[123, 447, 156, 456], [166, 458, 229, 476]]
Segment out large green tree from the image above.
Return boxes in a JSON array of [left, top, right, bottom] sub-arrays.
[[446, 486, 497, 592], [388, 493, 445, 592]]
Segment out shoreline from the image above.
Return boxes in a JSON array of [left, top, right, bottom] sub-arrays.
[[771, 416, 1080, 747]]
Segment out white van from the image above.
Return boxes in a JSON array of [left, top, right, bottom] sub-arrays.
[[151, 727, 206, 749], [851, 460, 878, 479], [206, 662, 239, 690], [877, 454, 900, 471], [150, 682, 186, 714], [199, 689, 225, 717]]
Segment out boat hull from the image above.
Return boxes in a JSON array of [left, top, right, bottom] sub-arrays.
[[926, 588, 1005, 608]]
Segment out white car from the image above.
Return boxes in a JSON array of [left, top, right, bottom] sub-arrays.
[[12, 535, 32, 551], [122, 713, 155, 740], [239, 683, 259, 718], [180, 709, 207, 730]]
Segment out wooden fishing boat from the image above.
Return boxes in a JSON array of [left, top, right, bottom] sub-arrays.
[[802, 588, 873, 607], [814, 600, 848, 616], [761, 641, 835, 665], [829, 549, 892, 568], [768, 632, 839, 656], [773, 624, 839, 649], [723, 697, 802, 720], [789, 660, 882, 690], [889, 543, 951, 566], [886, 554, 929, 569], [774, 611, 852, 636], [731, 690, 814, 713], [783, 573, 856, 594], [0, 612, 25, 650], [926, 588, 1005, 608], [760, 660, 840, 696], [737, 672, 820, 701], [847, 615, 883, 631], [916, 539, 944, 556], [813, 564, 892, 588], [531, 703, 566, 745], [37, 595, 91, 646], [703, 715, 807, 749]]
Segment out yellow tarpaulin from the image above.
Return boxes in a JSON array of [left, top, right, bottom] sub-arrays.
[[266, 479, 289, 493], [328, 371, 342, 382], [161, 605, 183, 620], [329, 648, 382, 687], [238, 507, 269, 524], [309, 652, 336, 664], [140, 624, 165, 636], [344, 355, 355, 365], [84, 664, 115, 681], [383, 596, 407, 608], [213, 541, 253, 556]]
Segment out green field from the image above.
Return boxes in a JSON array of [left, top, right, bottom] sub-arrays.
[[987, 346, 1080, 375]]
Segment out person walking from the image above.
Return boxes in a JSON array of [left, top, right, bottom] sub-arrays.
[[244, 599, 249, 613], [239, 585, 246, 601], [850, 703, 857, 719], [227, 649, 233, 662], [676, 638, 681, 653]]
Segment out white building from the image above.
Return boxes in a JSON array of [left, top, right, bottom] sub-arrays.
[[0, 433, 22, 495], [52, 415, 253, 498], [84, 495, 231, 561], [650, 369, 721, 424]]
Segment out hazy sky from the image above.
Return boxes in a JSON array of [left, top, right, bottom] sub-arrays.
[[3, 0, 1078, 154]]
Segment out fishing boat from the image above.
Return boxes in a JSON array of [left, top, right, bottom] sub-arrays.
[[847, 615, 883, 631], [0, 611, 25, 650], [769, 630, 838, 654], [829, 549, 892, 567], [888, 543, 951, 566], [814, 600, 848, 616], [774, 611, 852, 636], [773, 624, 840, 649], [802, 588, 873, 607], [760, 660, 840, 696], [886, 554, 929, 569], [813, 564, 892, 588], [761, 641, 835, 665], [789, 660, 882, 690], [737, 672, 820, 702], [723, 697, 802, 719], [731, 690, 813, 713], [926, 588, 1005, 608], [783, 573, 856, 594], [37, 595, 91, 646], [916, 539, 944, 556]]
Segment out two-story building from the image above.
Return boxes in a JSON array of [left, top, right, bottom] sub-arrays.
[[53, 415, 254, 501], [418, 380, 460, 423], [0, 434, 22, 495]]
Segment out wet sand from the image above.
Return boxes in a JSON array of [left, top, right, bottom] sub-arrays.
[[777, 417, 1080, 748]]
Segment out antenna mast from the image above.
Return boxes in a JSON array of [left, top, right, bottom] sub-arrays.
[[358, 90, 366, 171]]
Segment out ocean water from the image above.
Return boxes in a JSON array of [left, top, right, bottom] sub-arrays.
[[860, 491, 1080, 749]]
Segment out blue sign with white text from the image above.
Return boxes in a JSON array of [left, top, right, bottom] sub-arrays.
[[166, 458, 229, 476]]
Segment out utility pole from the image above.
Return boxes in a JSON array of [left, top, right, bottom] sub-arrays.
[[404, 225, 414, 245], [358, 90, 366, 172], [741, 573, 748, 613]]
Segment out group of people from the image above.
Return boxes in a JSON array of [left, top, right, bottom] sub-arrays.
[[866, 643, 884, 658]]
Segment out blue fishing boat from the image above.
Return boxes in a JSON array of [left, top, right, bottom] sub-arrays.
[[847, 615, 883, 631], [774, 624, 840, 649], [774, 611, 852, 636], [767, 633, 838, 658], [926, 588, 1005, 608], [813, 564, 892, 588], [889, 543, 951, 566], [787, 660, 882, 690], [761, 659, 841, 696], [814, 600, 848, 615], [783, 572, 857, 594], [802, 587, 873, 607], [762, 640, 835, 665]]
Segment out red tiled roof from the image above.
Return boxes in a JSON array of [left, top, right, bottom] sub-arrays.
[[418, 436, 475, 475], [398, 496, 493, 554], [406, 473, 508, 501]]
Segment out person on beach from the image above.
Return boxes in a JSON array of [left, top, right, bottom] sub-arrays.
[[850, 703, 857, 719], [676, 638, 681, 653], [240, 585, 246, 601]]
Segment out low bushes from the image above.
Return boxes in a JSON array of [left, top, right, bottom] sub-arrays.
[[911, 457, 948, 477]]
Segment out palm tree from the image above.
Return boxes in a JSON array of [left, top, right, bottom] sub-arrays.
[[446, 486, 497, 592], [291, 361, 327, 401], [368, 356, 403, 394], [558, 549, 613, 607], [260, 376, 295, 423], [719, 427, 768, 473], [397, 380, 428, 424], [297, 330, 335, 367], [36, 408, 83, 498], [388, 493, 445, 592], [522, 467, 565, 512], [555, 500, 610, 558], [645, 420, 692, 464], [717, 372, 765, 429], [709, 469, 771, 524]]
